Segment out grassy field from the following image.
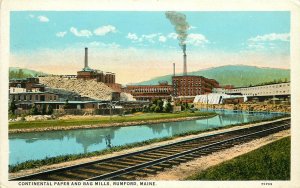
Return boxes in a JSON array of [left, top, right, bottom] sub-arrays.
[[187, 136, 290, 180], [9, 112, 215, 130]]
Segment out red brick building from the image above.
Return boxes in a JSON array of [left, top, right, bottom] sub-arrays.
[[123, 82, 173, 101], [172, 75, 220, 97], [77, 69, 116, 84]]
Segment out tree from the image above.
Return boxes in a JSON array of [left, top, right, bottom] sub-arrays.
[[154, 105, 161, 113], [150, 104, 156, 112], [47, 105, 53, 115], [9, 99, 17, 114], [157, 100, 164, 110], [131, 108, 136, 114], [143, 105, 149, 112], [41, 104, 47, 115], [30, 104, 39, 115], [163, 102, 172, 113], [17, 69, 24, 78]]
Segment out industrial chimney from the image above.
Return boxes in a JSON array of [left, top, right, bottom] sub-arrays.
[[84, 47, 88, 69], [183, 44, 187, 76], [173, 63, 175, 76]]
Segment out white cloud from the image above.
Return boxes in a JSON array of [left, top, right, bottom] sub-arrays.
[[37, 16, 49, 22], [89, 41, 120, 48], [167, 32, 178, 39], [127, 33, 163, 43], [70, 27, 92, 38], [126, 33, 139, 41], [141, 33, 160, 43], [248, 33, 290, 42], [186, 33, 209, 46], [159, 36, 167, 43], [246, 33, 290, 51], [94, 25, 117, 36], [189, 26, 197, 30], [56, 31, 67, 38]]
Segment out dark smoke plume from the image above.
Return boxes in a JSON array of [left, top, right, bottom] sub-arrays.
[[165, 11, 189, 53]]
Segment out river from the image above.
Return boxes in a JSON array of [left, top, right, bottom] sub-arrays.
[[9, 110, 285, 166]]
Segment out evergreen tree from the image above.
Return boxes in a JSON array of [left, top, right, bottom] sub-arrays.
[[154, 105, 161, 113], [150, 104, 156, 112], [163, 102, 172, 113], [47, 105, 53, 115], [41, 104, 47, 115], [30, 104, 39, 115], [9, 99, 17, 114], [157, 100, 164, 111]]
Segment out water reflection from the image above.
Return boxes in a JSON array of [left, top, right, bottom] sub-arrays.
[[9, 110, 284, 165]]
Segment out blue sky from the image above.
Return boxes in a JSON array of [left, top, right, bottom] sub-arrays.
[[10, 11, 290, 84]]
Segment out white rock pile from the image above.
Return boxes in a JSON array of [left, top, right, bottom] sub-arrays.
[[39, 77, 113, 100]]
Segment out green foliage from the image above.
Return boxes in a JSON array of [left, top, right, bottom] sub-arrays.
[[9, 67, 47, 79], [9, 99, 17, 114], [188, 137, 290, 180], [30, 105, 39, 115], [150, 104, 156, 112], [157, 100, 163, 108], [154, 105, 161, 113], [163, 102, 172, 113], [47, 105, 53, 115], [181, 102, 189, 111], [9, 69, 32, 79], [41, 104, 47, 115], [131, 108, 136, 113], [142, 105, 149, 112]]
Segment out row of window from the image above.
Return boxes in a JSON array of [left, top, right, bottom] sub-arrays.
[[231, 84, 290, 92], [246, 90, 289, 96], [10, 95, 57, 101], [132, 88, 171, 93]]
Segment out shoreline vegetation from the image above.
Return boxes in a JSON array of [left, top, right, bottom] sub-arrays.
[[9, 115, 289, 173], [9, 112, 216, 134], [187, 136, 290, 180]]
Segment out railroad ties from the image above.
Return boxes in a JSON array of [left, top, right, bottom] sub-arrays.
[[11, 118, 290, 181]]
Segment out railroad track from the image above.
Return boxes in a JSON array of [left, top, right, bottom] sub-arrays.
[[11, 118, 290, 181]]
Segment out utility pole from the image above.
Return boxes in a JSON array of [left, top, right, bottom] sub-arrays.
[[206, 93, 208, 111]]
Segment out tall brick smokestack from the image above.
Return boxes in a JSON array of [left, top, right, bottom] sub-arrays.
[[84, 47, 88, 69], [183, 44, 187, 75], [173, 63, 175, 76]]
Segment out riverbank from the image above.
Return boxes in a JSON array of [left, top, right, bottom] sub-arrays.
[[194, 103, 291, 113], [9, 112, 215, 134], [9, 116, 289, 177]]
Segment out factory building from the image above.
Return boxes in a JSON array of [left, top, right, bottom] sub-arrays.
[[172, 76, 219, 97], [9, 78, 60, 110], [77, 47, 116, 84], [124, 82, 173, 101], [207, 82, 291, 104], [124, 44, 220, 102]]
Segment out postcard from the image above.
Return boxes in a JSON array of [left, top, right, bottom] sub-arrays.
[[1, 0, 300, 188]]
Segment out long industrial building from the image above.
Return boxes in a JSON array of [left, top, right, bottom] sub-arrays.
[[194, 82, 291, 104], [123, 82, 173, 101]]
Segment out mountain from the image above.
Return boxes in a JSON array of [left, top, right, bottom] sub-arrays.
[[9, 67, 48, 79], [133, 65, 290, 87]]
